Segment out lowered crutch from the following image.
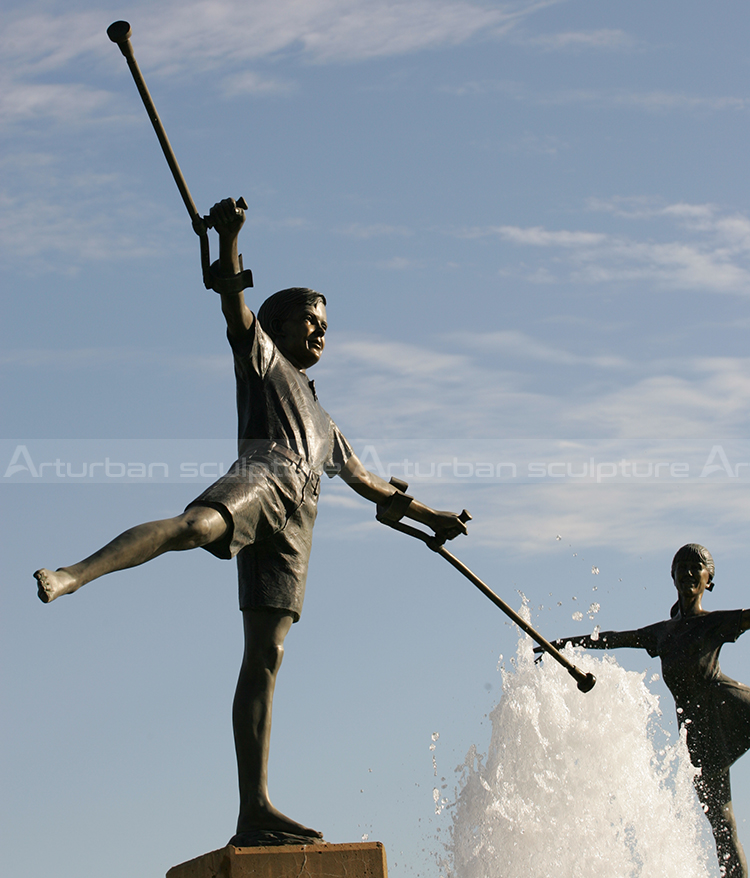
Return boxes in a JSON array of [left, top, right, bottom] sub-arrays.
[[376, 479, 596, 693]]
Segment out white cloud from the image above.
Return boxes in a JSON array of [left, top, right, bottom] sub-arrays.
[[528, 29, 634, 51], [221, 71, 295, 97], [0, 80, 113, 125], [3, 1, 556, 75], [539, 89, 746, 113], [0, 346, 228, 374], [456, 330, 629, 369], [440, 79, 746, 114], [337, 223, 414, 239], [316, 331, 750, 553], [0, 1, 562, 134], [451, 203, 750, 295]]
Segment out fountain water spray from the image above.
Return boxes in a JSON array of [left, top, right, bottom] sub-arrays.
[[447, 611, 717, 878]]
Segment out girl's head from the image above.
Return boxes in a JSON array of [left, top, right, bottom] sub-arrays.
[[671, 543, 715, 585], [670, 544, 714, 618]]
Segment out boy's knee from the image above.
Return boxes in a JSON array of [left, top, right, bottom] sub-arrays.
[[181, 507, 226, 547], [242, 642, 284, 677]]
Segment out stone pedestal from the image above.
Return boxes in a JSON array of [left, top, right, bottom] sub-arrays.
[[167, 841, 387, 878]]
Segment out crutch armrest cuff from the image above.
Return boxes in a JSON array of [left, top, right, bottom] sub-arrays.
[[208, 258, 254, 295], [376, 489, 414, 523]]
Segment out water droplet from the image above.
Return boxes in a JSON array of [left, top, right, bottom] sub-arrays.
[[361, 833, 369, 841], [572, 611, 583, 621], [431, 732, 440, 742], [556, 534, 562, 541], [591, 566, 600, 575]]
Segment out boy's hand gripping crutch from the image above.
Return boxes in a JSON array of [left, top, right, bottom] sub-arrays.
[[376, 478, 596, 693]]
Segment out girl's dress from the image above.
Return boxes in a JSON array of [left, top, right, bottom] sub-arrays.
[[639, 610, 750, 772]]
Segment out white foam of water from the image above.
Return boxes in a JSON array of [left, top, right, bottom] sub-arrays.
[[448, 616, 717, 878]]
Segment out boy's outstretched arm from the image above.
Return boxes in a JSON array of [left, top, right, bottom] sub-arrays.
[[338, 454, 468, 542], [209, 197, 254, 339], [535, 629, 645, 654]]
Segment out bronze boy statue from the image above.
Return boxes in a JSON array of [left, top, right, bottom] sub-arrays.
[[34, 198, 468, 846], [542, 544, 750, 878]]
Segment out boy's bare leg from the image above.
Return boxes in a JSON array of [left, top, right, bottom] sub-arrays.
[[231, 608, 323, 841], [34, 506, 227, 603], [696, 769, 748, 878]]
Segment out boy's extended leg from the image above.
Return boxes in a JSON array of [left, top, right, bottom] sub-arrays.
[[34, 505, 227, 603], [231, 608, 323, 842], [695, 768, 748, 878]]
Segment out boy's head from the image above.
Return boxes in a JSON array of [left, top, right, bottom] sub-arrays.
[[258, 287, 328, 370], [258, 288, 326, 338]]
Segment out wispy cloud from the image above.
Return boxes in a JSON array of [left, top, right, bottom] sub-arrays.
[[316, 331, 750, 553], [1, 1, 557, 93], [455, 330, 630, 369], [451, 202, 750, 295], [440, 79, 746, 113], [526, 29, 635, 51], [221, 71, 295, 97], [336, 223, 414, 239], [0, 346, 228, 374]]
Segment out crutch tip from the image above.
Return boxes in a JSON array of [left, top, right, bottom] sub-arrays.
[[107, 21, 132, 44], [576, 672, 596, 693]]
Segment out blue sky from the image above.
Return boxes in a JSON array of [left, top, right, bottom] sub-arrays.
[[5, 2, 750, 876]]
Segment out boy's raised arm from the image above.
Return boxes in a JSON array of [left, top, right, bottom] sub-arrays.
[[209, 198, 254, 339], [338, 453, 468, 542]]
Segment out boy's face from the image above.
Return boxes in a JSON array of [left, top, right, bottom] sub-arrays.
[[672, 558, 711, 600], [274, 299, 327, 370]]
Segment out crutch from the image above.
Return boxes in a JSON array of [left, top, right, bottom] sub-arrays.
[[106, 21, 254, 295], [377, 479, 596, 693]]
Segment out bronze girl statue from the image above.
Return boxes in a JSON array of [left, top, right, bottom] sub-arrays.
[[544, 544, 750, 877]]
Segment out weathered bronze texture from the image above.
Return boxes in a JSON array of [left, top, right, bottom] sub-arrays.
[[35, 187, 469, 844]]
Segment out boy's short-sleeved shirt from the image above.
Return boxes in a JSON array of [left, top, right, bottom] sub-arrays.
[[188, 319, 353, 620], [232, 321, 351, 477], [639, 610, 750, 771]]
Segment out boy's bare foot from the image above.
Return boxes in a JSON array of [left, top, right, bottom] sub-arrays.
[[34, 568, 79, 603], [235, 801, 323, 841]]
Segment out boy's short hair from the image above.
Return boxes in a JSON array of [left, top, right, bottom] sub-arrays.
[[257, 288, 326, 340], [671, 543, 715, 583]]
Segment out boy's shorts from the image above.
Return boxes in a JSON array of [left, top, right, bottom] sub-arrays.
[[186, 449, 321, 622]]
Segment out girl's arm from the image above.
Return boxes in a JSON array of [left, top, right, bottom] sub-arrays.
[[545, 629, 646, 652]]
